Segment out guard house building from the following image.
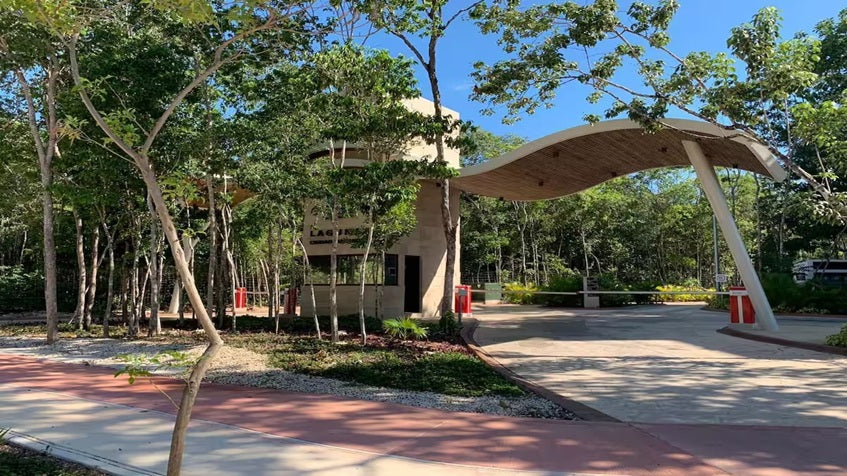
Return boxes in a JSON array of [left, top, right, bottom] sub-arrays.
[[301, 99, 787, 331], [300, 98, 461, 319]]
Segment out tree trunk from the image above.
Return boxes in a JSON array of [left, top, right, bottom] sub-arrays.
[[83, 225, 100, 331], [41, 169, 58, 342], [102, 219, 114, 338], [329, 205, 340, 343], [72, 209, 87, 330], [296, 238, 321, 340], [147, 195, 161, 337], [221, 203, 237, 332], [358, 219, 375, 345], [206, 176, 217, 323], [129, 230, 140, 337]]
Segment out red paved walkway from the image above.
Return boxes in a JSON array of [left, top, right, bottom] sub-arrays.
[[0, 353, 844, 475]]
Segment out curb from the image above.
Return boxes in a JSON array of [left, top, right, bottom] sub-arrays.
[[459, 318, 620, 422], [701, 307, 847, 320], [717, 326, 847, 356], [5, 430, 159, 476]]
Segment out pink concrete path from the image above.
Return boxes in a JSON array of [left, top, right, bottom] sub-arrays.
[[0, 353, 726, 476]]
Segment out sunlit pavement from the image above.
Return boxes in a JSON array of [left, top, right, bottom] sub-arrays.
[[473, 303, 847, 475], [0, 353, 725, 476]]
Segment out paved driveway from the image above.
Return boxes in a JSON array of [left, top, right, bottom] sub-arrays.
[[473, 304, 847, 427]]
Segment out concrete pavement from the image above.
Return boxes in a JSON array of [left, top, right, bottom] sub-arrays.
[[0, 354, 725, 476], [471, 303, 847, 475], [472, 303, 847, 426]]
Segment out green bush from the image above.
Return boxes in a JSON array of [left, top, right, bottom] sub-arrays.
[[383, 317, 428, 340], [826, 324, 847, 347], [540, 274, 582, 307], [762, 273, 847, 315], [825, 324, 847, 347], [502, 282, 539, 304], [438, 311, 458, 335], [0, 266, 44, 312], [655, 284, 714, 302]]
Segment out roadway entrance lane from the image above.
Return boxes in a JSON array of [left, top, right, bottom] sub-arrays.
[[473, 303, 847, 426]]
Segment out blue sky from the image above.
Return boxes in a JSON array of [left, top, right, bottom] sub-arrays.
[[364, 1, 845, 142]]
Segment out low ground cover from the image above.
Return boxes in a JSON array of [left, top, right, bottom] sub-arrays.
[[0, 315, 525, 399], [0, 440, 104, 476], [225, 332, 523, 397]]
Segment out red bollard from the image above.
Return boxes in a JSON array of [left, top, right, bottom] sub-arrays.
[[235, 287, 247, 309], [283, 287, 298, 315], [729, 286, 755, 324], [454, 285, 472, 316]]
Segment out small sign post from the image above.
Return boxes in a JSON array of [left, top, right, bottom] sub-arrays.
[[715, 273, 728, 284]]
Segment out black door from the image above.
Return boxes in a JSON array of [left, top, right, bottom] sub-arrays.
[[403, 255, 421, 313]]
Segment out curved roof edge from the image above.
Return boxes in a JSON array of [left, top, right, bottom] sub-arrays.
[[458, 118, 787, 182]]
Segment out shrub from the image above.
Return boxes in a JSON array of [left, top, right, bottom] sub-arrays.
[[502, 282, 539, 304], [655, 284, 714, 302], [383, 317, 428, 340], [825, 324, 847, 347], [0, 266, 43, 312], [540, 274, 582, 307], [762, 273, 847, 315], [439, 311, 458, 335]]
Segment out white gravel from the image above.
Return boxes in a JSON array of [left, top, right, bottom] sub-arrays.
[[0, 335, 574, 420]]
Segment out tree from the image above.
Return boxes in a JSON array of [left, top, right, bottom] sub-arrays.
[[352, 0, 476, 315], [472, 2, 847, 225], [3, 2, 319, 474], [0, 14, 64, 343]]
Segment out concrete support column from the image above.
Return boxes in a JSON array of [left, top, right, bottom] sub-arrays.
[[683, 140, 779, 331]]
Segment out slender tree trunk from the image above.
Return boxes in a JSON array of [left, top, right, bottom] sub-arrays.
[[221, 204, 238, 331], [329, 204, 340, 343], [358, 219, 375, 345], [73, 209, 87, 330], [120, 262, 128, 327], [206, 177, 217, 323], [102, 219, 114, 338], [273, 219, 282, 332], [83, 226, 100, 331], [129, 231, 140, 337], [297, 238, 321, 340], [147, 195, 161, 337]]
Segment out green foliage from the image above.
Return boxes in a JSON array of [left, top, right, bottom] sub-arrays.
[[0, 266, 43, 312], [825, 325, 847, 347], [438, 311, 458, 335], [382, 317, 428, 340], [761, 274, 847, 314], [540, 275, 582, 307], [502, 282, 539, 304], [472, 3, 847, 222], [114, 350, 196, 384], [655, 284, 714, 302]]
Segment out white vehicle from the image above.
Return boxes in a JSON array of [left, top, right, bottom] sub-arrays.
[[792, 259, 847, 286]]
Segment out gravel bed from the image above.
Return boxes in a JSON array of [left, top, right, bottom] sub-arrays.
[[0, 336, 575, 420]]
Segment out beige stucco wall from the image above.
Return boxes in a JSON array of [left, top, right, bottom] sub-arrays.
[[299, 97, 462, 319], [301, 181, 460, 318], [400, 98, 461, 168]]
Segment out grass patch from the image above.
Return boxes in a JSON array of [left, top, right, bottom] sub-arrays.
[[226, 333, 523, 397], [0, 441, 104, 476]]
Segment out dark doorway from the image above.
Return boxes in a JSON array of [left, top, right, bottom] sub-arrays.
[[404, 255, 421, 313]]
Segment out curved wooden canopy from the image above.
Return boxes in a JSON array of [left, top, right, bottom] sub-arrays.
[[453, 119, 787, 201]]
